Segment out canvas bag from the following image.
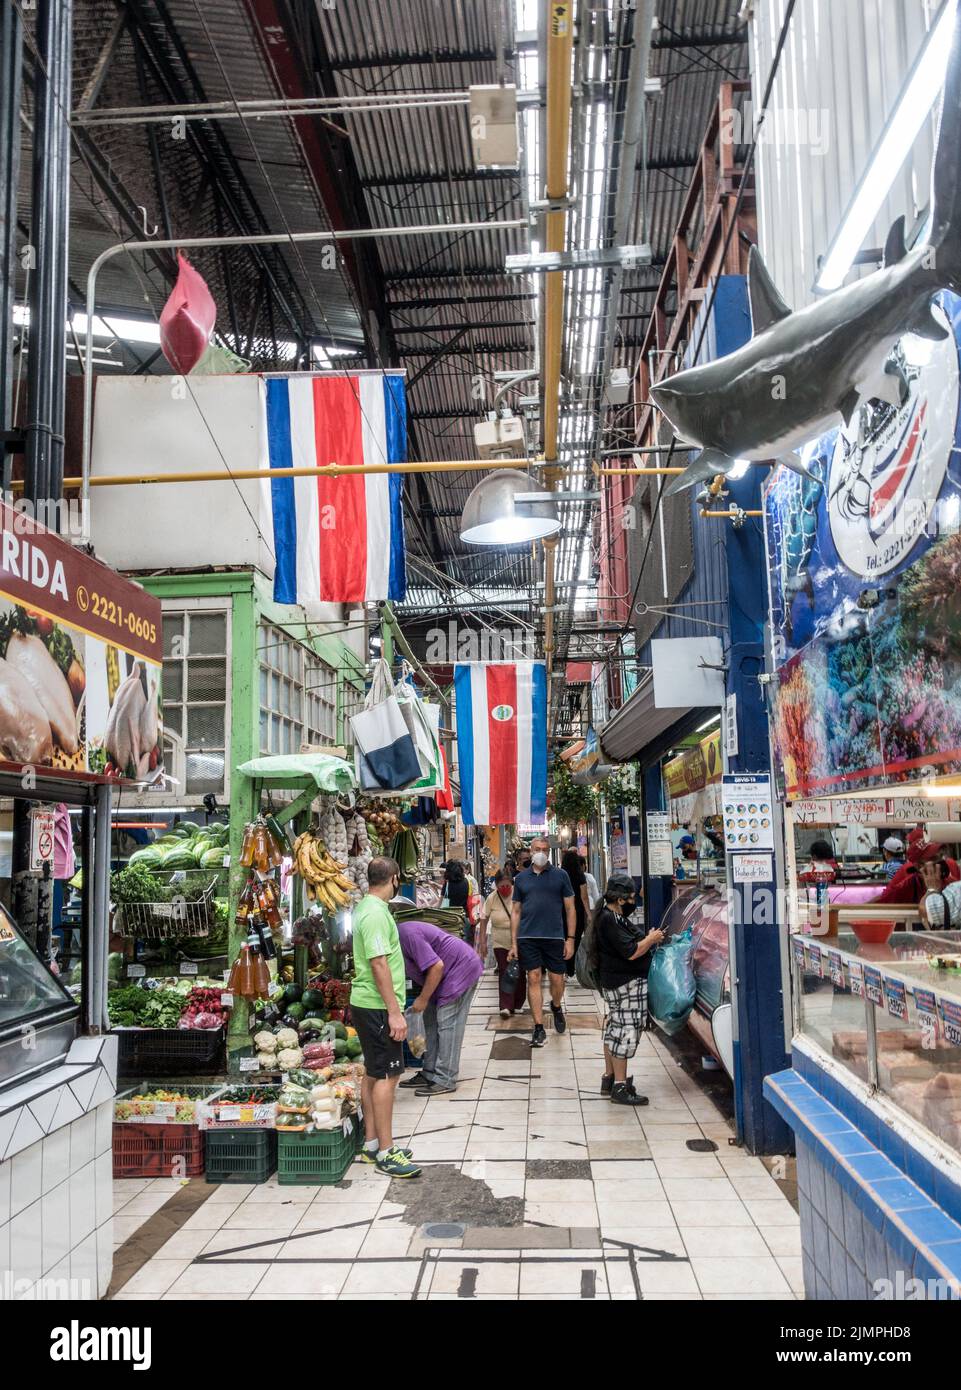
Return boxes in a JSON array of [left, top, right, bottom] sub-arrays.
[[350, 659, 421, 791], [394, 666, 444, 792]]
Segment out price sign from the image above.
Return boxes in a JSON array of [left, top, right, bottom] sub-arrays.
[[218, 1105, 241, 1122], [239, 1057, 259, 1072], [884, 977, 907, 1020], [792, 938, 806, 970], [916, 989, 940, 1049], [221, 993, 234, 1009], [179, 961, 199, 976], [126, 963, 146, 979], [940, 998, 961, 1048], [827, 951, 844, 988], [808, 943, 823, 979], [848, 960, 864, 998], [863, 966, 884, 1008]]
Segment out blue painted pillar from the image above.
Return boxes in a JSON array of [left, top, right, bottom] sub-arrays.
[[724, 458, 792, 1155]]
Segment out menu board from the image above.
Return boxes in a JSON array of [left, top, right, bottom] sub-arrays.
[[722, 774, 774, 851]]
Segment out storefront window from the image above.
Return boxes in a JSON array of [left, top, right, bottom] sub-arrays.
[[161, 604, 230, 796], [259, 627, 337, 754]]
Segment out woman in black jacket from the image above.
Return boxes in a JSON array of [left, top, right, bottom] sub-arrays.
[[443, 860, 472, 942], [594, 873, 664, 1106]]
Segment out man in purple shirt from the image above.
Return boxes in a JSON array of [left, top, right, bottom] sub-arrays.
[[396, 919, 484, 1097]]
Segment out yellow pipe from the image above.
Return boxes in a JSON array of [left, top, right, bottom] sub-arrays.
[[699, 510, 765, 519], [23, 458, 534, 489]]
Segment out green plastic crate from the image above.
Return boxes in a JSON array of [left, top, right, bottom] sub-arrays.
[[277, 1120, 357, 1186], [204, 1126, 276, 1184]]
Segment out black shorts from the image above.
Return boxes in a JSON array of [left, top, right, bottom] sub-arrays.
[[351, 1005, 405, 1080], [518, 937, 568, 976]]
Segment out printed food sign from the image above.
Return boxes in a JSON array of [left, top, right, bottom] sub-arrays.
[[0, 503, 163, 784]]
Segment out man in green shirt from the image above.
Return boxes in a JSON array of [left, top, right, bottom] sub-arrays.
[[350, 856, 421, 1178]]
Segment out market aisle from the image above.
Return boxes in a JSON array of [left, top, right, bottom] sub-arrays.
[[109, 975, 802, 1301]]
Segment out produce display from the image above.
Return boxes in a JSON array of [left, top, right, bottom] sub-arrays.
[[200, 1084, 280, 1129], [275, 1061, 365, 1132], [292, 827, 352, 909], [108, 978, 230, 1029], [126, 819, 229, 874], [114, 1088, 208, 1123]]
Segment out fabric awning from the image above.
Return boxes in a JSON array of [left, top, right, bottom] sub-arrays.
[[598, 675, 703, 765]]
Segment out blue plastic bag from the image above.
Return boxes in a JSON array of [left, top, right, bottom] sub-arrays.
[[647, 927, 696, 1035]]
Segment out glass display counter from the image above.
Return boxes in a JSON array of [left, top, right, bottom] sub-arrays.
[[792, 929, 961, 1158], [0, 900, 79, 1086]]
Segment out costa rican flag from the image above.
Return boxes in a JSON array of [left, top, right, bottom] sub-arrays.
[[264, 372, 407, 604], [454, 661, 547, 826]]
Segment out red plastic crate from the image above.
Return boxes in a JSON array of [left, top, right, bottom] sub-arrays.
[[112, 1122, 205, 1179]]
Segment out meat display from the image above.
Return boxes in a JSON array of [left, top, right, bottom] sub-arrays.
[[5, 631, 79, 755], [0, 659, 54, 763], [105, 662, 160, 779]]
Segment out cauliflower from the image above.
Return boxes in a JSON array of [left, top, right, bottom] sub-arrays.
[[275, 1028, 299, 1050], [256, 1051, 277, 1069], [277, 1046, 304, 1069], [254, 1030, 278, 1052]]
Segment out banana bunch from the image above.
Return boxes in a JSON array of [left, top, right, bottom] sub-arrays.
[[293, 830, 353, 912]]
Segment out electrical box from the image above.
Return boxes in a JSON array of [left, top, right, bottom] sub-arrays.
[[473, 415, 527, 459], [604, 366, 632, 405], [469, 85, 518, 168]]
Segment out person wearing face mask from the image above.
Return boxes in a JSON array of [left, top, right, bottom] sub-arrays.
[[477, 868, 527, 1018], [595, 872, 665, 1105], [509, 835, 576, 1047], [349, 857, 421, 1178]]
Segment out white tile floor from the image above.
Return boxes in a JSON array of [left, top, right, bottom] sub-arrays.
[[109, 974, 802, 1300]]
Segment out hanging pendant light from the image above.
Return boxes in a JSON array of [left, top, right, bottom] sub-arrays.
[[459, 469, 561, 546]]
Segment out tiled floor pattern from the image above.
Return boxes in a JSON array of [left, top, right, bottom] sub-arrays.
[[110, 975, 802, 1300]]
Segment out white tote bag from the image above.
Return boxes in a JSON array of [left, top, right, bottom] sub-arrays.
[[350, 659, 421, 791]]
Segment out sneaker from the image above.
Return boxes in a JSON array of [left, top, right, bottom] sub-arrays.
[[531, 1023, 547, 1048], [398, 1074, 425, 1089], [417, 1082, 455, 1096], [375, 1147, 422, 1178], [357, 1145, 413, 1165], [499, 1008, 511, 1020], [600, 1072, 614, 1096], [551, 1003, 567, 1034], [611, 1082, 648, 1106]]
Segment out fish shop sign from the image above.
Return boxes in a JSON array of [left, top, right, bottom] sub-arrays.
[[0, 498, 163, 784]]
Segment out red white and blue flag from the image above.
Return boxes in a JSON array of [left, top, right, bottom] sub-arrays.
[[264, 372, 407, 604], [454, 661, 547, 826]]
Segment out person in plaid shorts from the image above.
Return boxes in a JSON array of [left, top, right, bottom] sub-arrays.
[[594, 873, 664, 1106]]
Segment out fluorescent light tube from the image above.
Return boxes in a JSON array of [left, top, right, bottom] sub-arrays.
[[817, 0, 957, 291]]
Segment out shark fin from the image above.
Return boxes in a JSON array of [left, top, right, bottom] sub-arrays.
[[907, 304, 951, 341], [838, 388, 861, 427], [777, 452, 821, 488], [748, 245, 792, 335], [883, 214, 907, 267], [663, 448, 737, 498]]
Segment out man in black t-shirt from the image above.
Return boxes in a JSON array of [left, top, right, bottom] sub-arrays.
[[508, 836, 575, 1047]]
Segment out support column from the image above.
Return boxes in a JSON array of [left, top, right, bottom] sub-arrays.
[[0, 0, 22, 485], [641, 762, 670, 932], [24, 0, 72, 509], [724, 462, 791, 1155]]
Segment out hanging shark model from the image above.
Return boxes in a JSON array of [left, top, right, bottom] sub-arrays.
[[653, 3, 961, 498]]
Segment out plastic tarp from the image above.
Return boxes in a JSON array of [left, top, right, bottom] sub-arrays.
[[236, 752, 357, 794]]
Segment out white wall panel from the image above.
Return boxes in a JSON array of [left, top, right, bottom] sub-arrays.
[[750, 0, 939, 310]]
